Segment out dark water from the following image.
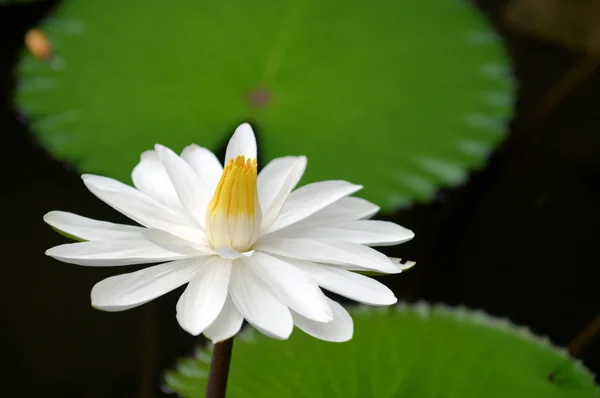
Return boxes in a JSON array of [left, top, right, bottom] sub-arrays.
[[1, 1, 599, 397]]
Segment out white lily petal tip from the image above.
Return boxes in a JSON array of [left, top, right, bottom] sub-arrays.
[[153, 143, 168, 155], [232, 123, 257, 143], [345, 183, 364, 193], [227, 123, 257, 158], [390, 258, 417, 272], [90, 299, 106, 311], [138, 149, 155, 160], [333, 331, 353, 343], [288, 155, 307, 169], [181, 144, 205, 158], [251, 327, 290, 340], [90, 296, 107, 310], [362, 289, 398, 306], [238, 122, 254, 132], [275, 328, 294, 340], [45, 246, 66, 258], [42, 211, 55, 224], [176, 319, 203, 336], [176, 309, 210, 337], [80, 174, 106, 188]]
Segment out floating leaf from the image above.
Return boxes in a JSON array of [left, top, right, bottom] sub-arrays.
[[165, 304, 597, 398], [16, 0, 513, 210]]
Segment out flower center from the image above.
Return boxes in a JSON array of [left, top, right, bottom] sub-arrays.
[[206, 155, 262, 252]]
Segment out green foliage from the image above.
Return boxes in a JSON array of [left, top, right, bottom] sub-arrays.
[[16, 0, 513, 210], [165, 304, 598, 398]]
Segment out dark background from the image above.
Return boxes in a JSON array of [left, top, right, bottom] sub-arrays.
[[1, 0, 599, 397]]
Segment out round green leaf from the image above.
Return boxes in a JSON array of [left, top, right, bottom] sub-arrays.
[[165, 304, 598, 398], [16, 0, 513, 210]]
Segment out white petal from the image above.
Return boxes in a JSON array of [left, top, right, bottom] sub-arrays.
[[176, 256, 232, 336], [229, 262, 293, 339], [277, 220, 415, 246], [266, 181, 362, 233], [257, 238, 399, 274], [243, 252, 332, 322], [46, 239, 185, 266], [225, 123, 257, 163], [336, 257, 416, 274], [292, 197, 380, 228], [203, 295, 244, 343], [83, 175, 203, 242], [215, 247, 243, 260], [390, 258, 417, 271], [91, 257, 204, 312], [131, 150, 182, 209], [258, 156, 307, 231], [292, 299, 353, 342], [154, 145, 212, 228], [43, 211, 144, 241], [82, 174, 148, 198], [181, 144, 223, 195], [144, 228, 213, 256], [291, 260, 397, 305]]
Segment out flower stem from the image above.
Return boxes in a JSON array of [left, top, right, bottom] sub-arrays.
[[205, 338, 234, 398], [568, 312, 600, 357]]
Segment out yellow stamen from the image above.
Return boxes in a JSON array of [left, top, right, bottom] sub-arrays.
[[206, 156, 261, 251], [208, 156, 257, 216]]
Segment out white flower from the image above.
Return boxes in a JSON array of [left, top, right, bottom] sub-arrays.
[[44, 123, 415, 343]]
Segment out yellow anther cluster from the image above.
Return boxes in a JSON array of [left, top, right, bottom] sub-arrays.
[[208, 156, 258, 217]]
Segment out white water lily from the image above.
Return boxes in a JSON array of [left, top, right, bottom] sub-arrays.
[[45, 123, 415, 342]]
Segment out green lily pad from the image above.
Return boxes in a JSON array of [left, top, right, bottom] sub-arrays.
[[164, 304, 597, 398], [16, 0, 513, 210]]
